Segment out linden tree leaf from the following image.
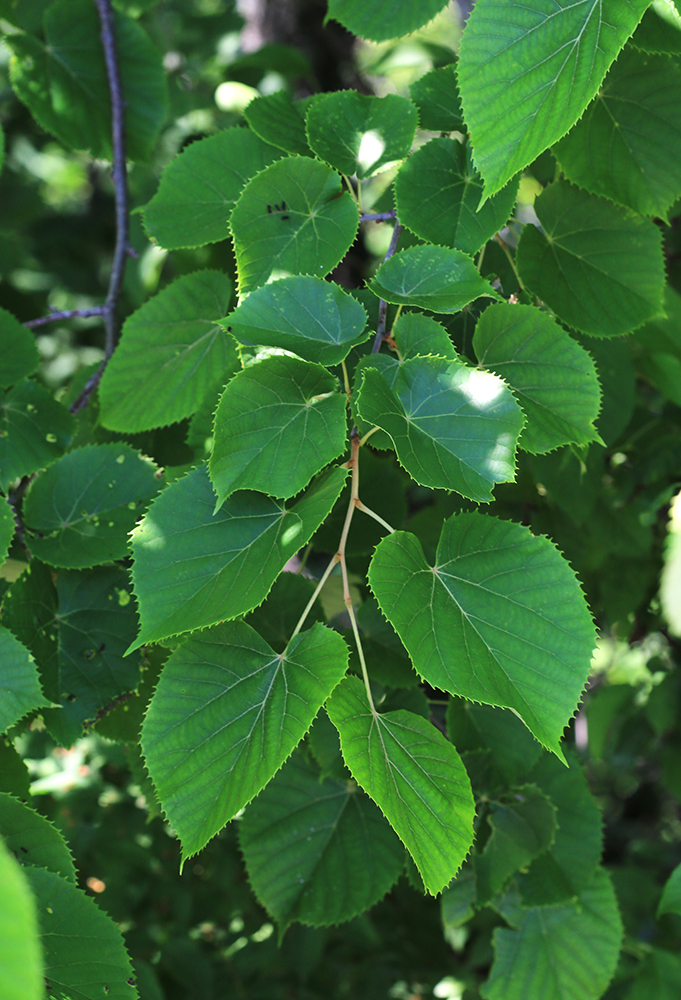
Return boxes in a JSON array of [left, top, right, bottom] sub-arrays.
[[516, 181, 665, 337], [658, 863, 681, 917], [0, 380, 74, 492], [368, 246, 499, 314], [326, 0, 450, 42], [0, 794, 75, 881], [210, 355, 347, 504], [368, 515, 596, 757], [244, 91, 311, 157], [458, 0, 650, 197], [326, 675, 475, 896], [0, 626, 50, 733], [0, 837, 42, 1000], [230, 156, 358, 296], [99, 271, 238, 433], [0, 308, 38, 388], [141, 621, 348, 861], [472, 302, 602, 454], [409, 64, 464, 132]]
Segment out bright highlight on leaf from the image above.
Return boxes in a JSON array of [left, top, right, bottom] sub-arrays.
[[326, 676, 475, 895], [210, 355, 347, 503], [356, 354, 524, 501], [473, 302, 602, 454], [142, 621, 348, 862], [99, 271, 237, 433], [368, 246, 499, 314], [230, 156, 358, 296], [222, 274, 369, 366], [458, 0, 650, 197], [517, 182, 665, 337], [368, 515, 597, 757], [129, 464, 347, 649], [306, 92, 417, 178], [239, 753, 405, 931], [0, 837, 43, 1000]]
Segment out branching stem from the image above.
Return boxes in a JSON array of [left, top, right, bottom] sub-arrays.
[[372, 221, 403, 353], [24, 307, 106, 329], [355, 501, 395, 534]]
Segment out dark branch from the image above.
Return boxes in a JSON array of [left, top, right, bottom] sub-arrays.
[[360, 211, 397, 223], [372, 222, 403, 353], [24, 307, 107, 329]]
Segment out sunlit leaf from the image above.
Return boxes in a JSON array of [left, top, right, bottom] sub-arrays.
[[368, 246, 499, 314], [0, 838, 42, 1000], [326, 0, 449, 42], [368, 516, 596, 756], [0, 793, 75, 881], [326, 675, 475, 895], [142, 621, 348, 861]]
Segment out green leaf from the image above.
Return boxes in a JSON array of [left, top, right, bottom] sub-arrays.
[[517, 753, 604, 904], [244, 574, 325, 653], [142, 129, 282, 250], [210, 355, 347, 503], [0, 626, 50, 733], [626, 948, 681, 1000], [41, 567, 142, 746], [368, 516, 596, 757], [475, 785, 557, 904], [306, 92, 417, 179], [239, 753, 405, 930], [658, 862, 681, 918], [441, 863, 477, 931], [99, 271, 237, 433], [516, 181, 665, 337], [0, 0, 50, 32], [0, 495, 14, 564], [408, 64, 464, 132], [22, 444, 160, 568], [130, 464, 347, 649], [368, 246, 499, 314], [0, 837, 43, 1000], [142, 621, 348, 862], [244, 91, 311, 156], [553, 49, 681, 220], [1, 561, 58, 705], [482, 869, 622, 1000], [8, 0, 167, 161], [326, 675, 475, 895], [472, 302, 602, 454], [222, 274, 368, 366], [326, 0, 450, 42], [0, 740, 31, 799], [0, 793, 75, 881], [447, 700, 542, 788], [631, 6, 681, 54], [24, 865, 139, 1000], [0, 380, 74, 492], [458, 0, 649, 197], [392, 312, 457, 361], [355, 355, 524, 501], [230, 156, 358, 296], [0, 307, 39, 388], [395, 139, 519, 256]]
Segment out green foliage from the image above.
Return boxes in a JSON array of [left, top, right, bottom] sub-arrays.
[[1, 2, 680, 998]]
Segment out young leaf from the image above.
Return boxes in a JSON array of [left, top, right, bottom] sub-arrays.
[[475, 785, 557, 903], [458, 0, 649, 197], [230, 156, 358, 295], [244, 91, 311, 157], [0, 793, 76, 881], [141, 621, 349, 862], [326, 675, 475, 896], [0, 626, 50, 733], [368, 246, 499, 314], [0, 838, 43, 1000], [222, 274, 368, 366], [483, 869, 622, 1000], [516, 181, 665, 337], [129, 464, 347, 649], [99, 271, 237, 433], [326, 0, 450, 42], [553, 49, 681, 220], [23, 865, 139, 1000], [210, 355, 347, 503], [408, 64, 464, 132], [368, 515, 596, 757], [306, 92, 417, 178], [142, 128, 282, 249], [23, 444, 160, 568], [395, 139, 519, 256], [472, 302, 602, 454], [239, 753, 405, 931], [355, 355, 524, 501], [8, 0, 167, 161], [0, 380, 74, 492], [0, 307, 39, 388]]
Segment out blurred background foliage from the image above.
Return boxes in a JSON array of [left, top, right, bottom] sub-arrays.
[[1, 2, 681, 998]]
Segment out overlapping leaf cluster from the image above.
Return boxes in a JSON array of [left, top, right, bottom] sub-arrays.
[[2, 1, 681, 998]]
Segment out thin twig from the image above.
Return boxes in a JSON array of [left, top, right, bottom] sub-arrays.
[[24, 307, 107, 329], [372, 222, 403, 353], [360, 211, 397, 223]]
